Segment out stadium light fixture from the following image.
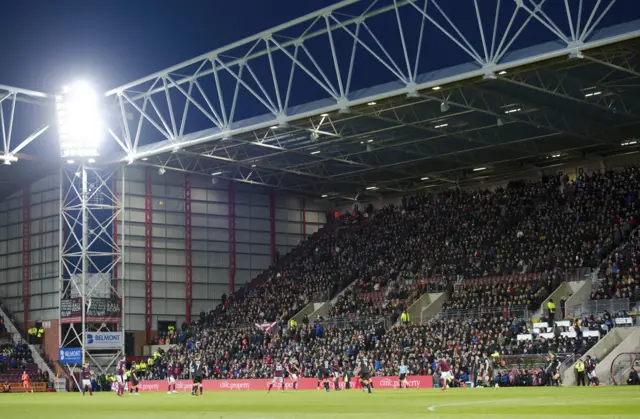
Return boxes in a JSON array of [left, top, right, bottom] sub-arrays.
[[212, 171, 222, 176], [56, 81, 103, 159], [311, 150, 321, 155], [434, 123, 448, 129], [584, 91, 602, 97], [66, 159, 75, 164], [321, 194, 328, 198], [622, 140, 637, 146], [432, 86, 441, 90], [440, 102, 450, 112], [367, 101, 377, 106], [158, 167, 166, 175], [141, 157, 148, 161], [504, 108, 521, 114], [0, 154, 18, 166], [270, 125, 278, 129], [421, 177, 429, 180], [251, 164, 256, 167], [498, 70, 507, 75], [87, 158, 96, 163], [366, 186, 378, 190], [551, 153, 562, 158], [473, 167, 487, 172], [320, 113, 329, 117]]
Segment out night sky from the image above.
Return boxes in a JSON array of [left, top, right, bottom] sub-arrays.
[[0, 0, 338, 92], [1, 0, 637, 94]]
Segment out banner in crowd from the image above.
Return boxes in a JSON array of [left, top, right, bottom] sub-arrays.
[[118, 376, 432, 392], [60, 297, 122, 324], [255, 321, 277, 334]]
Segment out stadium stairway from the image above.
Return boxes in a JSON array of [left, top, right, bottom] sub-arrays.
[[562, 327, 640, 386], [0, 307, 55, 383], [406, 292, 448, 325], [289, 301, 323, 325], [306, 277, 360, 323], [534, 279, 589, 321], [561, 279, 595, 318]]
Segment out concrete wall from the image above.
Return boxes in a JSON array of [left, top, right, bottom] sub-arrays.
[[418, 293, 448, 324], [563, 279, 593, 317]]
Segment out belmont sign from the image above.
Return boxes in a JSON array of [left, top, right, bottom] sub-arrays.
[[86, 332, 123, 348]]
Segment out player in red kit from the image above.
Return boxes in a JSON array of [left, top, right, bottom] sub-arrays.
[[115, 357, 126, 397], [21, 370, 32, 394], [81, 362, 93, 396], [437, 358, 466, 391], [268, 361, 285, 393]]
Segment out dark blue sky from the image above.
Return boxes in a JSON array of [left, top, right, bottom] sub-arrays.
[[0, 0, 338, 92], [1, 0, 637, 94]]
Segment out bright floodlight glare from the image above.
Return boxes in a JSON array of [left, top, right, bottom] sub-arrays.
[[57, 81, 103, 159]]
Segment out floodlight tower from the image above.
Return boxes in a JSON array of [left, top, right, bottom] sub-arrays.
[[56, 82, 126, 383]]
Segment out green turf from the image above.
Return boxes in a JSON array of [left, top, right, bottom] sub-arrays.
[[1, 387, 639, 419]]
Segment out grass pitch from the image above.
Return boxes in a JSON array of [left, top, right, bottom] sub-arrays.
[[1, 387, 639, 419]]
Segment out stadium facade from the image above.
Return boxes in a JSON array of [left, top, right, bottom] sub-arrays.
[[0, 0, 639, 380]]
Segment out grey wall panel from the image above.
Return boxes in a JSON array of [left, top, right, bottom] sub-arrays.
[[126, 314, 145, 332], [0, 169, 330, 331]]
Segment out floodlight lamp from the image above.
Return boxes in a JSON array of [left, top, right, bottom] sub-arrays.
[[57, 81, 103, 159]]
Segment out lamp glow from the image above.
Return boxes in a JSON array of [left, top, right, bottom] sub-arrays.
[[57, 81, 103, 158]]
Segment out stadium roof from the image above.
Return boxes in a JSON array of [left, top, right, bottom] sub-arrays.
[[1, 0, 640, 202]]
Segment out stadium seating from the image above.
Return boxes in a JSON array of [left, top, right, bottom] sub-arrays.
[[149, 168, 640, 381], [0, 343, 43, 383], [591, 229, 640, 303]]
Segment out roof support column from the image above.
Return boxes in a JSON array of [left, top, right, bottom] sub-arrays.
[[112, 175, 119, 332], [21, 185, 30, 333], [144, 169, 153, 343], [184, 174, 193, 324], [228, 182, 236, 295], [269, 190, 276, 264], [302, 198, 307, 241]]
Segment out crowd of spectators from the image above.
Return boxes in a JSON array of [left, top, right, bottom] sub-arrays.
[[147, 168, 640, 384], [592, 229, 640, 303], [150, 320, 385, 380]]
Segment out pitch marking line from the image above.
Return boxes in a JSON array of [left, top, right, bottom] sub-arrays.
[[427, 397, 549, 412]]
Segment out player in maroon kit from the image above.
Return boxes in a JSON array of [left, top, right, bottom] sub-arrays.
[[267, 361, 285, 393], [115, 357, 126, 397], [436, 358, 466, 391], [81, 362, 93, 396], [167, 362, 177, 394], [332, 360, 341, 391], [585, 356, 600, 386], [285, 358, 300, 390]]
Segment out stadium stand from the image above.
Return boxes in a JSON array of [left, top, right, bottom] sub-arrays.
[[148, 168, 640, 382], [591, 229, 640, 303]]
